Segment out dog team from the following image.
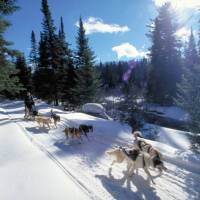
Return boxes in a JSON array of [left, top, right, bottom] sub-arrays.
[[25, 106, 93, 141], [107, 131, 167, 184]]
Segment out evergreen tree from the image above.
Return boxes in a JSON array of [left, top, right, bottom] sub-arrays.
[[0, 0, 23, 97], [129, 59, 148, 89], [15, 54, 32, 95], [58, 17, 77, 105], [33, 32, 53, 100], [117, 61, 124, 84], [176, 65, 200, 133], [29, 30, 38, 70], [34, 0, 62, 105], [75, 17, 101, 104], [176, 29, 200, 133], [147, 3, 182, 105], [198, 18, 200, 59], [184, 28, 198, 70]]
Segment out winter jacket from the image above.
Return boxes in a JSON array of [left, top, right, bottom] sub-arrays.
[[24, 94, 34, 108]]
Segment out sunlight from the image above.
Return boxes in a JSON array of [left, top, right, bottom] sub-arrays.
[[175, 27, 191, 42], [154, 0, 200, 10]]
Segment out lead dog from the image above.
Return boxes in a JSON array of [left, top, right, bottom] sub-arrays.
[[107, 147, 166, 184], [79, 124, 93, 139]]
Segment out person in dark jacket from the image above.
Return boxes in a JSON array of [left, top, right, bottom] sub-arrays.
[[24, 91, 34, 118]]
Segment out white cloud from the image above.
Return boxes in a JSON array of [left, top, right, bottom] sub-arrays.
[[153, 0, 200, 10], [112, 43, 149, 59], [75, 17, 130, 35]]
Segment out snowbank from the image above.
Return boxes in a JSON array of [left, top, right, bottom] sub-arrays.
[[82, 103, 106, 114], [146, 104, 190, 122]]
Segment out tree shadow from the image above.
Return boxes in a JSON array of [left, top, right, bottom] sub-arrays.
[[0, 119, 11, 126], [0, 110, 6, 115], [0, 100, 23, 109], [52, 118, 129, 167], [25, 126, 49, 134], [95, 168, 160, 200], [168, 167, 200, 200]]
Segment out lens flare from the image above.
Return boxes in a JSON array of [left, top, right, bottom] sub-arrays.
[[122, 60, 137, 82]]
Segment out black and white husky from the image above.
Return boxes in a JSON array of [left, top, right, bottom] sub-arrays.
[[132, 131, 167, 172], [107, 147, 167, 184]]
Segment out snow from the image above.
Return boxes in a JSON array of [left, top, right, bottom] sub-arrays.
[[105, 96, 124, 103], [0, 107, 90, 200], [82, 103, 106, 114], [0, 100, 200, 200], [142, 123, 191, 150], [82, 103, 112, 120], [146, 104, 190, 122]]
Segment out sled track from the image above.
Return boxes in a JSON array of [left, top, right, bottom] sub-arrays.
[[6, 115, 101, 200], [4, 107, 200, 200]]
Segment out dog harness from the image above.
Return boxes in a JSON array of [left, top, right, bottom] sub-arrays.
[[142, 154, 146, 167], [147, 146, 151, 153], [121, 148, 139, 161], [138, 140, 149, 150]]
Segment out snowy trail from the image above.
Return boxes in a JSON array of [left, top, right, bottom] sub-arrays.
[[0, 107, 91, 200], [1, 100, 200, 200]]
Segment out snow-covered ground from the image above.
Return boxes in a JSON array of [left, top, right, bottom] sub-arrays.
[[0, 100, 200, 200], [145, 104, 190, 122], [0, 106, 90, 200]]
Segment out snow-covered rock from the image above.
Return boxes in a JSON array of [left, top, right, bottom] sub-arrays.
[[82, 103, 112, 120], [82, 103, 106, 114]]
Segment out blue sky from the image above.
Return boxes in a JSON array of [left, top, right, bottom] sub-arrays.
[[5, 0, 200, 62]]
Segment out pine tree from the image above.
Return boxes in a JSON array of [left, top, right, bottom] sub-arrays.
[[29, 30, 38, 71], [176, 65, 200, 133], [198, 18, 200, 59], [15, 54, 32, 96], [176, 29, 200, 133], [74, 17, 101, 105], [147, 3, 182, 105], [184, 28, 198, 70], [0, 0, 23, 97], [34, 0, 62, 105], [58, 17, 77, 105], [33, 32, 53, 100]]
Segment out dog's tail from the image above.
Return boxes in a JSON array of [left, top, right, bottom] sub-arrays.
[[106, 148, 120, 155]]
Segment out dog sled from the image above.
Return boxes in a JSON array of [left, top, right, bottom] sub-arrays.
[[24, 104, 38, 120]]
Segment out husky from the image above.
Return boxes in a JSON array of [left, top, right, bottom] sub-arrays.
[[132, 131, 167, 172], [79, 124, 93, 138], [63, 127, 82, 141], [107, 147, 167, 184], [35, 116, 52, 129], [50, 109, 61, 128], [132, 131, 143, 139]]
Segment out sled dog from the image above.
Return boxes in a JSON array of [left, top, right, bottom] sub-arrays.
[[35, 116, 52, 129], [132, 131, 167, 172], [107, 147, 167, 184], [50, 109, 61, 128], [79, 124, 93, 138], [63, 127, 82, 140]]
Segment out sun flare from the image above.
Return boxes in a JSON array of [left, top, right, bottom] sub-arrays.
[[154, 0, 200, 10]]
